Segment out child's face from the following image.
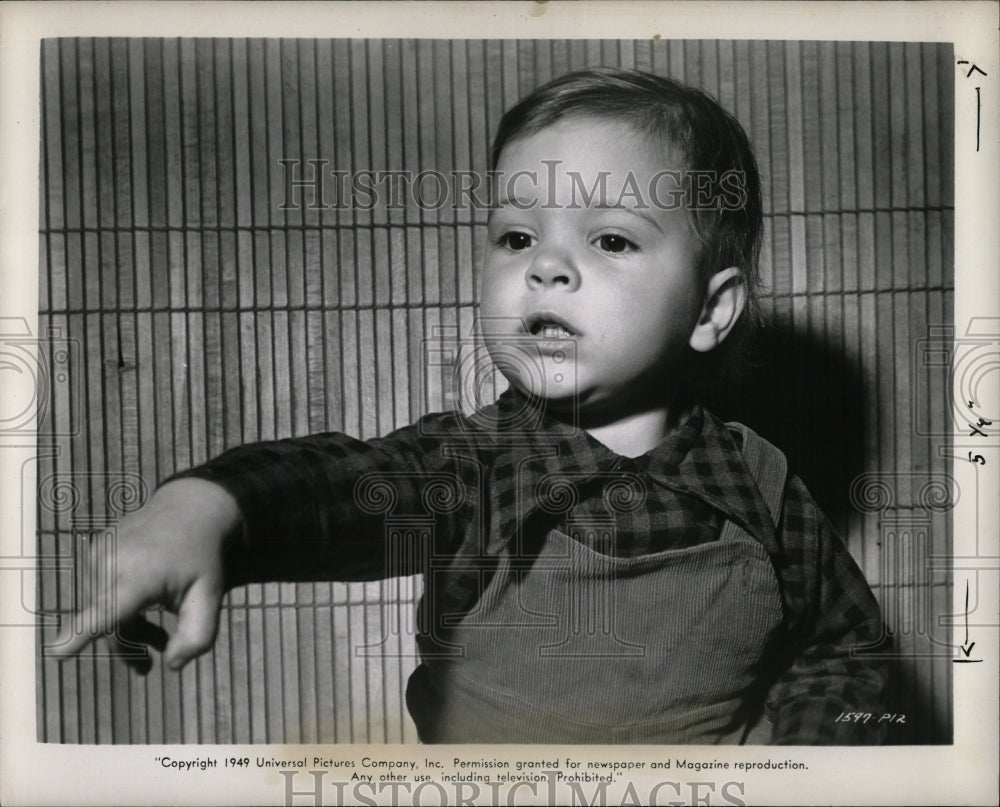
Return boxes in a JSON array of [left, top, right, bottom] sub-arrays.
[[480, 118, 708, 413]]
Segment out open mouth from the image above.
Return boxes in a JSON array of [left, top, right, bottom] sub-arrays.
[[534, 323, 574, 339], [526, 312, 578, 339]]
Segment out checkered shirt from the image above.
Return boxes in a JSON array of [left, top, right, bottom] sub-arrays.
[[175, 387, 887, 744]]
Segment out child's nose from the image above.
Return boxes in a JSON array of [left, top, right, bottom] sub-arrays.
[[525, 248, 581, 291]]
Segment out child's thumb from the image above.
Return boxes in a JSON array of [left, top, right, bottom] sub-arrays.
[[163, 576, 224, 671]]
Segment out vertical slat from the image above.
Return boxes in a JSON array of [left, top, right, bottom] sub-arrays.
[[224, 589, 248, 744], [56, 37, 89, 743], [633, 38, 652, 74], [42, 39, 62, 238], [747, 42, 772, 294], [54, 41, 80, 742], [834, 43, 855, 299], [246, 583, 267, 743]]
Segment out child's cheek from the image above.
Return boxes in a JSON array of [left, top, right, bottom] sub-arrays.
[[480, 271, 519, 320]]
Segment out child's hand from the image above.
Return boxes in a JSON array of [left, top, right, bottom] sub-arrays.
[[50, 478, 241, 673]]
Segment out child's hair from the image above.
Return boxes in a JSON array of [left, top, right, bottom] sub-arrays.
[[489, 66, 764, 388]]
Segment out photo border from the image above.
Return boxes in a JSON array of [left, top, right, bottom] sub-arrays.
[[1, 2, 997, 805]]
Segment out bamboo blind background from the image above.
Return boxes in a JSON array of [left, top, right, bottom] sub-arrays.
[[37, 38, 954, 744]]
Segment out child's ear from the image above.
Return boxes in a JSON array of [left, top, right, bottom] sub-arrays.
[[688, 267, 747, 353]]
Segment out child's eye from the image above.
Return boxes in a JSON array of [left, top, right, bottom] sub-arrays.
[[596, 234, 637, 254], [496, 231, 535, 251]]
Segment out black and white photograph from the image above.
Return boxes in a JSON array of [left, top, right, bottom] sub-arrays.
[[1, 2, 997, 806]]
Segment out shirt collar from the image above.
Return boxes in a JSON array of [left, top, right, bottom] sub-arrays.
[[481, 388, 777, 552]]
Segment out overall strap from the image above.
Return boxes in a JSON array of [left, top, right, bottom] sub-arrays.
[[722, 423, 790, 746], [729, 422, 788, 528], [715, 423, 788, 553]]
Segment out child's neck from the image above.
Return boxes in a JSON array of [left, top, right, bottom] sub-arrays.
[[581, 405, 678, 459]]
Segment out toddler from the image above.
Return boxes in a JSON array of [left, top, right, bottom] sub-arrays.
[[55, 67, 886, 745]]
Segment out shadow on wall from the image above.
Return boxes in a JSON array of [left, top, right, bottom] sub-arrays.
[[704, 320, 865, 528], [883, 654, 953, 745]]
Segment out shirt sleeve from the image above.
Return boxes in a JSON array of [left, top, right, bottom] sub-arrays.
[[763, 475, 889, 744], [166, 414, 480, 588]]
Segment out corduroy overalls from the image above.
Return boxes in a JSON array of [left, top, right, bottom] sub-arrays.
[[407, 425, 787, 744]]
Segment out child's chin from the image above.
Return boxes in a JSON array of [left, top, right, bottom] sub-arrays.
[[499, 367, 579, 407]]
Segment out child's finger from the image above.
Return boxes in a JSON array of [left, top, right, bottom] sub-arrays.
[[103, 615, 170, 675], [163, 575, 224, 671], [119, 614, 170, 653], [48, 572, 154, 659], [48, 605, 105, 658]]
